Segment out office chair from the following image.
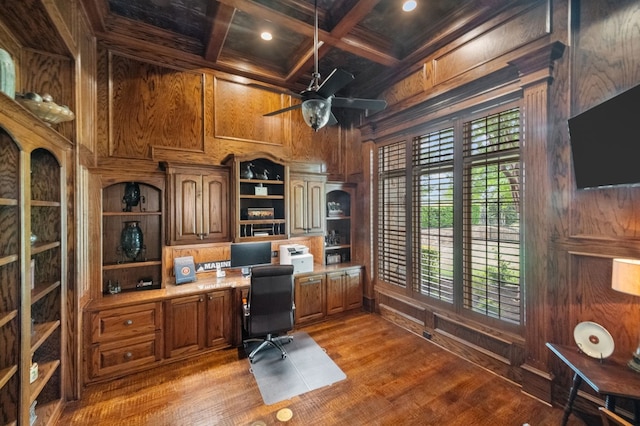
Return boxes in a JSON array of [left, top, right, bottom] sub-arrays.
[[243, 264, 295, 363], [599, 407, 633, 426]]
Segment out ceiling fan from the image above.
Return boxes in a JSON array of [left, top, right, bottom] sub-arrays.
[[261, 0, 387, 131]]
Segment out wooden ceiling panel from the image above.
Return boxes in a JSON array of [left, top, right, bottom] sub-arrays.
[[82, 0, 524, 97]]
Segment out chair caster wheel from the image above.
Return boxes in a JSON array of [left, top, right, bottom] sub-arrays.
[[281, 354, 287, 360]]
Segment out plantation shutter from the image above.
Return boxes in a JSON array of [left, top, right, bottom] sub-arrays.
[[413, 128, 455, 302], [378, 141, 407, 287]]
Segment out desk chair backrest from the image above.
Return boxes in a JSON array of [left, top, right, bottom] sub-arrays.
[[246, 264, 295, 337]]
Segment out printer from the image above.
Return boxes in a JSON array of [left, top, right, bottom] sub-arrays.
[[279, 244, 314, 274]]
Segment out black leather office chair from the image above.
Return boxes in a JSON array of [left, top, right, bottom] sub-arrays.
[[243, 264, 295, 363]]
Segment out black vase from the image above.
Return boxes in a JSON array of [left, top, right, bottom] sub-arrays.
[[122, 182, 141, 212], [120, 221, 143, 260]]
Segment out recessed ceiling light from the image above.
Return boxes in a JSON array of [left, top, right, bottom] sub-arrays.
[[261, 31, 273, 41], [402, 0, 417, 12]]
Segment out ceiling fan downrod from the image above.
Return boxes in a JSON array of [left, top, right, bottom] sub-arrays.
[[309, 0, 321, 91]]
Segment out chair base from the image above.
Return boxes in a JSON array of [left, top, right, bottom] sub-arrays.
[[245, 333, 293, 363]]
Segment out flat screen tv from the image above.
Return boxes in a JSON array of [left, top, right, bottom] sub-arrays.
[[230, 241, 272, 269], [569, 84, 640, 189]]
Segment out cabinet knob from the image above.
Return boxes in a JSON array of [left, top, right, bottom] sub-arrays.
[[199, 296, 204, 302], [208, 295, 213, 300], [124, 319, 133, 326], [124, 352, 133, 360]]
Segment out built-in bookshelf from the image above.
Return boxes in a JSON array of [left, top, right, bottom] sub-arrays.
[[324, 182, 355, 265]]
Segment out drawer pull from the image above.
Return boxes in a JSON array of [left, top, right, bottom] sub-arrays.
[[124, 319, 133, 326], [124, 352, 133, 360]]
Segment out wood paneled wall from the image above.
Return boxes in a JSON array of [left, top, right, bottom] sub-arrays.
[[544, 0, 640, 405], [92, 46, 359, 181]]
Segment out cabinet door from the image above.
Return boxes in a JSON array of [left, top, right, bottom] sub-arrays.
[[294, 274, 325, 324], [307, 180, 325, 234], [326, 271, 345, 315], [205, 290, 232, 349], [289, 178, 307, 235], [326, 268, 363, 316], [344, 268, 363, 310], [174, 173, 204, 243], [165, 294, 206, 358], [202, 172, 229, 242], [290, 175, 325, 236]]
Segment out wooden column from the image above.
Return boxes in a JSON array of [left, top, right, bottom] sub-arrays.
[[509, 41, 566, 403]]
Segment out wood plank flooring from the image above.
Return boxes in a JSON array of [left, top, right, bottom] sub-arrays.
[[58, 311, 589, 425]]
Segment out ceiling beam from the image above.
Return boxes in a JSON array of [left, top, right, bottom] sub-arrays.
[[204, 3, 236, 62], [285, 0, 385, 85], [218, 0, 398, 68]]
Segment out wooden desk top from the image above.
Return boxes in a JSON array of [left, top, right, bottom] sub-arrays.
[[547, 343, 640, 399], [86, 262, 363, 311]]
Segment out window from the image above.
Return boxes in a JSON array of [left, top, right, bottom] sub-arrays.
[[463, 108, 521, 323], [413, 127, 455, 303], [377, 105, 522, 327]]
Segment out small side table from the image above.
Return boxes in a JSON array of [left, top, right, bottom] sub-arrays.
[[547, 343, 640, 426]]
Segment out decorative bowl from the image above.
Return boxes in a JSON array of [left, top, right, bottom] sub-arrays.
[[17, 96, 75, 125]]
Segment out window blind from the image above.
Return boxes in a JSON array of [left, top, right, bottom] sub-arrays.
[[413, 128, 455, 302], [378, 141, 407, 288]]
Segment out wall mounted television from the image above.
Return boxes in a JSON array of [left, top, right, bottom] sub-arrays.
[[230, 241, 272, 269], [569, 83, 640, 189]]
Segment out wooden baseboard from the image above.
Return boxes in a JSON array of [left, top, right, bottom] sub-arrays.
[[521, 363, 553, 404]]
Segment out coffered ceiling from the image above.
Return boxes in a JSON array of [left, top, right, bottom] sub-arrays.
[[81, 0, 516, 98]]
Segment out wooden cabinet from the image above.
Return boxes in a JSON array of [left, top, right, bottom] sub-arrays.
[[0, 95, 71, 426], [290, 173, 325, 236], [294, 274, 326, 325], [324, 182, 355, 265], [163, 164, 230, 245], [326, 268, 363, 315], [87, 303, 163, 380], [295, 267, 363, 325], [100, 177, 164, 294], [164, 289, 233, 358], [224, 154, 288, 242]]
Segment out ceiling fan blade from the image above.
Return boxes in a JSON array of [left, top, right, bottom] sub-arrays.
[[263, 104, 302, 117], [327, 112, 338, 126], [248, 83, 302, 99], [332, 97, 387, 111], [317, 68, 354, 98]]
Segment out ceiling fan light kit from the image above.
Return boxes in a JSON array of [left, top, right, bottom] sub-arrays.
[[302, 98, 331, 131]]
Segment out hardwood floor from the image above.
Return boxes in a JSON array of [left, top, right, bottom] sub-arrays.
[[58, 311, 589, 425]]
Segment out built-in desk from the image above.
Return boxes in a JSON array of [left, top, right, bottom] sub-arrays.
[[547, 343, 640, 425], [84, 263, 362, 383]]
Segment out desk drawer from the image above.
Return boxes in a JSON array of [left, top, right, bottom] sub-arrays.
[[89, 332, 162, 379], [90, 302, 162, 342]]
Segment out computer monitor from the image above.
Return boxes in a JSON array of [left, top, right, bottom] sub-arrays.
[[230, 241, 272, 272]]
